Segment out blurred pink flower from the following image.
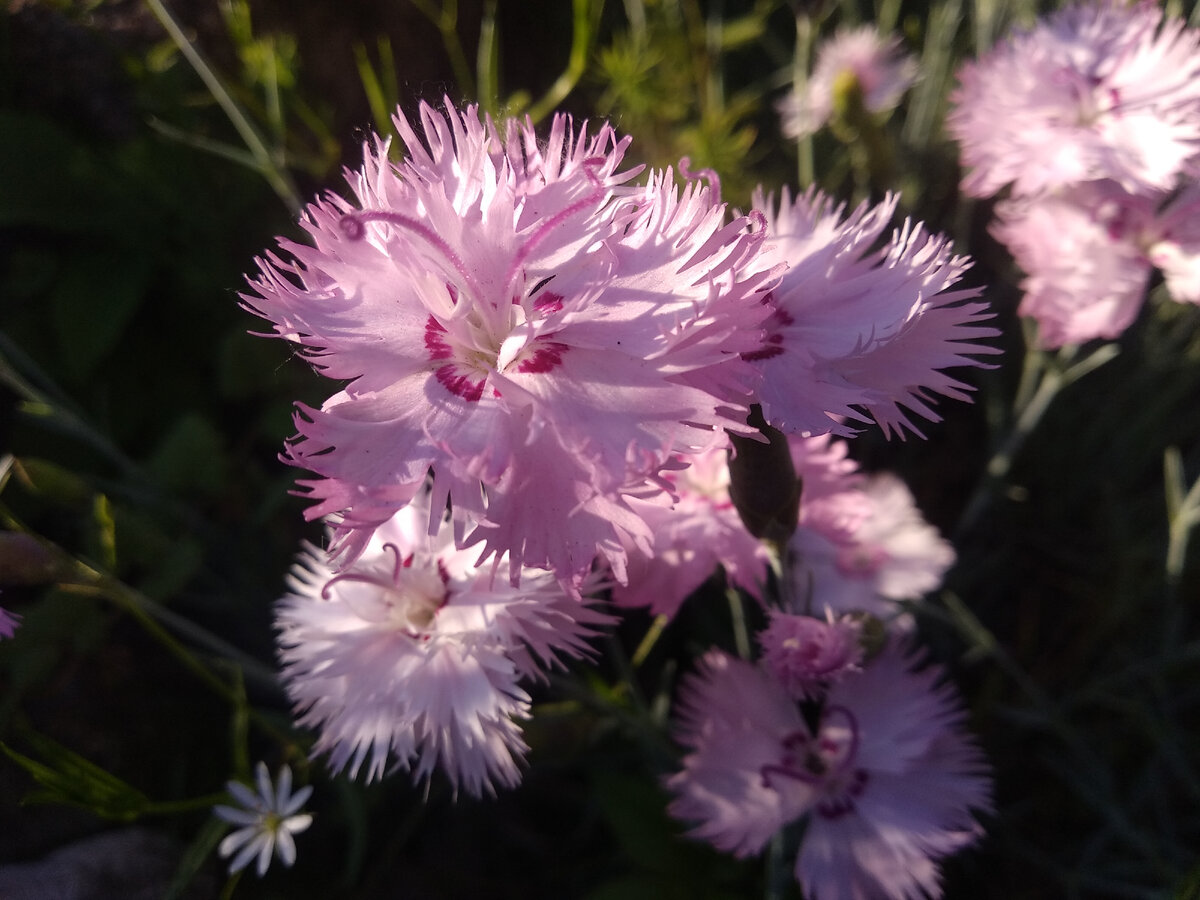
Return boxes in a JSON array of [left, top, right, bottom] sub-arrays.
[[666, 642, 991, 899], [749, 188, 998, 439], [244, 99, 776, 582], [614, 445, 768, 619], [276, 494, 610, 797], [949, 1, 1200, 198], [994, 181, 1200, 346], [779, 26, 917, 138], [788, 435, 955, 623]]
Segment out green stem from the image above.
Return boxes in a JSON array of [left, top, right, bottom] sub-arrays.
[[526, 0, 601, 123], [143, 0, 301, 215], [793, 11, 814, 187]]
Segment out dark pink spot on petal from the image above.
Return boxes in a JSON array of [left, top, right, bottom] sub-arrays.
[[435, 364, 485, 401], [517, 341, 568, 373], [742, 305, 794, 362], [533, 291, 564, 314], [424, 316, 453, 360]]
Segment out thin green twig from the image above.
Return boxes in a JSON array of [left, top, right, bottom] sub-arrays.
[[144, 0, 302, 215]]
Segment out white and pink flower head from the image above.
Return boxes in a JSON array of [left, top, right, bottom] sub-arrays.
[[275, 492, 611, 797], [949, 0, 1200, 199], [666, 641, 991, 899], [748, 187, 999, 440], [779, 25, 918, 139], [244, 99, 778, 583]]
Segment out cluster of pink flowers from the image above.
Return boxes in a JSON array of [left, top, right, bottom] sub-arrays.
[[948, 0, 1200, 346], [244, 98, 995, 889]]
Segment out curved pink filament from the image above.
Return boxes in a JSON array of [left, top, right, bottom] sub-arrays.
[[679, 156, 722, 203], [503, 156, 608, 291], [341, 210, 482, 298]]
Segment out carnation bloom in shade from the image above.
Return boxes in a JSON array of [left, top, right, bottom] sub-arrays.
[[614, 445, 768, 619], [786, 434, 955, 623], [778, 26, 917, 139], [275, 494, 610, 797], [214, 763, 313, 877], [748, 187, 998, 439], [665, 642, 991, 899], [243, 99, 777, 581], [993, 181, 1200, 346], [948, 1, 1200, 199]]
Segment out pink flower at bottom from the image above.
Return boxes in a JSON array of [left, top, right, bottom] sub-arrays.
[[666, 642, 991, 899]]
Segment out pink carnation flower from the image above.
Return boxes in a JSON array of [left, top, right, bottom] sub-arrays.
[[666, 643, 991, 899], [748, 188, 998, 439], [994, 181, 1200, 346], [244, 100, 776, 582], [949, 0, 1200, 198], [614, 445, 768, 619], [779, 26, 917, 139], [788, 435, 955, 622], [275, 494, 610, 797]]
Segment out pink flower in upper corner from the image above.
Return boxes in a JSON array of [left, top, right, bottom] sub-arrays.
[[275, 492, 611, 797], [758, 609, 863, 699], [0, 605, 20, 640], [779, 25, 917, 139], [993, 181, 1200, 347], [614, 445, 768, 619], [948, 0, 1200, 199], [243, 99, 777, 583], [666, 642, 991, 900], [748, 188, 999, 440], [787, 434, 955, 624]]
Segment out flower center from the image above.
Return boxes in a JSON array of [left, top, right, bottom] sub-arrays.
[[760, 705, 868, 818], [322, 544, 450, 637], [423, 283, 569, 402]]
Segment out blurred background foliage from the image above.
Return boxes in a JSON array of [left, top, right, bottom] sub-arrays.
[[1, 0, 1200, 897]]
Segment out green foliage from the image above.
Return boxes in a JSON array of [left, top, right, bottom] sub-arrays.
[[1, 728, 151, 822]]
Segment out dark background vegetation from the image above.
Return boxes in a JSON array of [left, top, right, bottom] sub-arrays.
[[2, 1, 1199, 897]]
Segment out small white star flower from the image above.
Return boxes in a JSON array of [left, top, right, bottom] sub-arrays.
[[214, 762, 313, 877]]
